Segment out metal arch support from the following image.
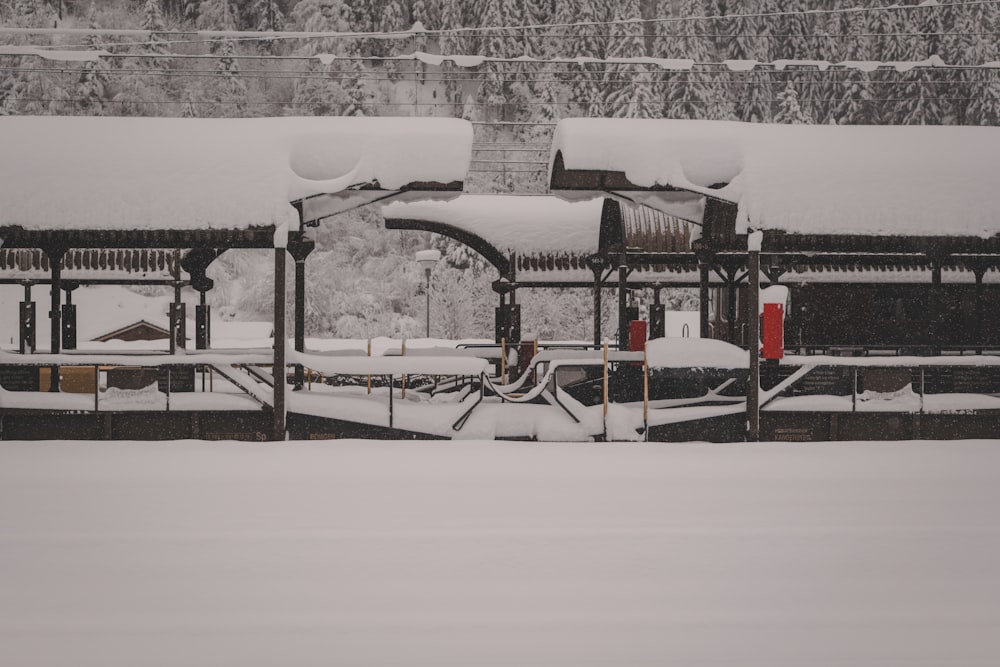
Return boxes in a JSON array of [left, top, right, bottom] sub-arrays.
[[384, 218, 511, 276]]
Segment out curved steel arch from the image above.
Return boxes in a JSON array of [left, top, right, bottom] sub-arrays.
[[383, 217, 512, 278]]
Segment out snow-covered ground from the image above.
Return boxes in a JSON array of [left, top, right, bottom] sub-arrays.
[[2, 439, 999, 666]]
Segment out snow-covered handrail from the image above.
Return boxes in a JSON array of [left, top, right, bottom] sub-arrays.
[[289, 350, 489, 376], [0, 350, 273, 367]]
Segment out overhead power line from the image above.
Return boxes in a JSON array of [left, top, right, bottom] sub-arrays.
[[1, 0, 997, 44], [3, 47, 998, 74]]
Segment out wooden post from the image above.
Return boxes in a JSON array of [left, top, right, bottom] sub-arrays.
[[272, 247, 287, 441], [643, 349, 649, 440], [401, 339, 407, 400], [500, 337, 507, 384], [602, 342, 609, 439], [388, 374, 394, 429], [747, 234, 761, 442]]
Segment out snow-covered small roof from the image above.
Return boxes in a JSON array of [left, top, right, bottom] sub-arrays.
[[550, 119, 1000, 238], [0, 116, 471, 233], [383, 195, 604, 255]]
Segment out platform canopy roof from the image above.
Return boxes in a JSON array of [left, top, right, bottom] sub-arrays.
[[383, 194, 701, 285], [549, 118, 1000, 239], [0, 116, 472, 242]]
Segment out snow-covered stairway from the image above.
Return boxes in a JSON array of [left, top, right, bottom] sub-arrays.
[[209, 365, 274, 409]]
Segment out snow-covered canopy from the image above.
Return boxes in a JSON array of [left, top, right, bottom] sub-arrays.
[[0, 116, 472, 232], [550, 119, 1000, 238], [382, 195, 603, 255]]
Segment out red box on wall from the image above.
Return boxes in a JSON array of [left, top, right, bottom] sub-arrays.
[[761, 303, 784, 360], [629, 320, 647, 352]]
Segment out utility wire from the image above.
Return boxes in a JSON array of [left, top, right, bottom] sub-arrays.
[[3, 0, 997, 43]]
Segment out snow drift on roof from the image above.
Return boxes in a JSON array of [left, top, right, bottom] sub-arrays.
[[383, 195, 604, 254], [551, 119, 1000, 238], [0, 116, 472, 232]]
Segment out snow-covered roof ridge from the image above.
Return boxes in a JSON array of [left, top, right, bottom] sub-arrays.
[[551, 119, 1000, 238], [0, 116, 472, 232]]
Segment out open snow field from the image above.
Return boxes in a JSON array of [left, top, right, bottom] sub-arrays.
[[2, 439, 999, 666]]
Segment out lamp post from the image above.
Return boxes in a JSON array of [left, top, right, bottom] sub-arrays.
[[415, 249, 441, 338]]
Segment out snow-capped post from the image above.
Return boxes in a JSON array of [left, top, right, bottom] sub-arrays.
[[747, 229, 763, 442], [415, 249, 441, 338], [272, 224, 289, 441]]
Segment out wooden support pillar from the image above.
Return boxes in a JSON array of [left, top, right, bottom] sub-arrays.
[[747, 236, 761, 442], [273, 246, 287, 441]]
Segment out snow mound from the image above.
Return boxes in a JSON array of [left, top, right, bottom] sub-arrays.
[[383, 195, 603, 254], [0, 117, 472, 232], [551, 119, 1000, 238], [646, 337, 749, 369]]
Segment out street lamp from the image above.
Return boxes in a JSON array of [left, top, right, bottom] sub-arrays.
[[415, 249, 441, 338]]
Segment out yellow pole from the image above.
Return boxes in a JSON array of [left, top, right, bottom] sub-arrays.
[[500, 337, 506, 385], [643, 349, 649, 438], [401, 339, 406, 400], [307, 368, 312, 391], [367, 338, 372, 395]]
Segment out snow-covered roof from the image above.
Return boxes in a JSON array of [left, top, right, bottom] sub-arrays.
[[550, 119, 1000, 238], [0, 116, 472, 233], [383, 195, 604, 255]]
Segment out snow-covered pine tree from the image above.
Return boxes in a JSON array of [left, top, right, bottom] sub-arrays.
[[555, 0, 604, 115], [724, 5, 765, 62], [966, 69, 1000, 126], [897, 68, 943, 125], [772, 0, 810, 61], [210, 37, 249, 116], [141, 0, 172, 68], [914, 2, 950, 60], [665, 0, 715, 119], [950, 1, 993, 124], [438, 0, 463, 55], [773, 78, 811, 124], [247, 0, 284, 53], [343, 59, 369, 116], [650, 0, 677, 58], [478, 0, 507, 58], [419, 0, 444, 30], [735, 67, 773, 123], [77, 3, 114, 115], [181, 92, 197, 117], [197, 0, 237, 31], [830, 69, 875, 125], [292, 0, 352, 56], [602, 0, 645, 118], [522, 0, 551, 57]]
